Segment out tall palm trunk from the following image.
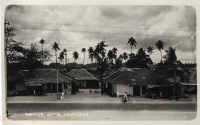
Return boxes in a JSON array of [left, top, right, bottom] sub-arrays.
[[55, 50, 58, 99], [131, 46, 132, 53], [65, 54, 67, 65], [160, 50, 162, 63], [41, 44, 43, 65], [83, 52, 85, 64]]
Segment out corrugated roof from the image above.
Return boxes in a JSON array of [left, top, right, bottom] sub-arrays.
[[24, 68, 73, 86], [66, 69, 98, 81], [105, 68, 171, 86]]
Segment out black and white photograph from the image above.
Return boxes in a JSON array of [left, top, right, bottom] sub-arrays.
[[2, 1, 198, 123]]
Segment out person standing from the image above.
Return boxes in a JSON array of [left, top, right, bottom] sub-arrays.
[[124, 92, 128, 102], [61, 91, 64, 100]]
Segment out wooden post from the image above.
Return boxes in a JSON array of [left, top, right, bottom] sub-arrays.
[[62, 83, 64, 91], [140, 85, 142, 96]]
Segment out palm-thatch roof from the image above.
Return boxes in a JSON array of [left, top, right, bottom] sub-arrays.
[[7, 72, 23, 82], [66, 69, 98, 81], [104, 68, 171, 86], [7, 70, 30, 82], [24, 68, 73, 86]]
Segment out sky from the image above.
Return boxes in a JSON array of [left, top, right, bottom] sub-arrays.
[[5, 5, 196, 64]]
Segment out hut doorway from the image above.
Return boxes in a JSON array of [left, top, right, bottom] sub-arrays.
[[133, 85, 140, 96]]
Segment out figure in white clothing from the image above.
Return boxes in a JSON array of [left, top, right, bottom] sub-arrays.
[[60, 91, 64, 100], [124, 92, 127, 102]]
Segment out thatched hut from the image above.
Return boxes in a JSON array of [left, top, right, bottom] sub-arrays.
[[66, 69, 99, 89], [24, 68, 73, 95]]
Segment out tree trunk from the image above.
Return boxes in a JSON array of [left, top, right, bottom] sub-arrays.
[[83, 53, 85, 64], [131, 46, 132, 53], [160, 50, 162, 63], [42, 44, 43, 66], [172, 67, 176, 99], [55, 50, 58, 99], [65, 54, 67, 64]]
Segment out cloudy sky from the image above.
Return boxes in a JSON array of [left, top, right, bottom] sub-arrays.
[[5, 5, 196, 64]]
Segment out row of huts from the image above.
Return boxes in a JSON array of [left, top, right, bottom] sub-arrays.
[[7, 67, 197, 97], [7, 68, 99, 95]]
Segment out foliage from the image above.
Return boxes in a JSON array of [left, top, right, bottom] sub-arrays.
[[126, 48, 153, 68], [155, 47, 191, 99], [123, 52, 128, 62], [88, 47, 94, 63], [112, 47, 118, 59], [147, 46, 154, 55]]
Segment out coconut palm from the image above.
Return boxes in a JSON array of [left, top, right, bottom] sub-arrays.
[[88, 47, 94, 63], [94, 41, 108, 62], [63, 48, 67, 65], [107, 50, 114, 61], [59, 51, 65, 64], [82, 48, 86, 64], [73, 51, 79, 63], [127, 37, 137, 53], [39, 38, 45, 65], [112, 47, 118, 60], [52, 42, 60, 99], [147, 46, 154, 55], [123, 52, 128, 62], [156, 40, 164, 63]]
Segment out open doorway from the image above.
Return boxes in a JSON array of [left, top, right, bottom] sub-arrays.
[[133, 85, 140, 96]]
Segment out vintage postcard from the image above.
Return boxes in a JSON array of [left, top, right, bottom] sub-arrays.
[[1, 0, 199, 125]]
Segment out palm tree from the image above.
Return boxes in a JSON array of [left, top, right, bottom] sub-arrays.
[[123, 52, 128, 62], [82, 48, 86, 64], [156, 40, 164, 63], [73, 51, 79, 63], [63, 48, 67, 65], [88, 47, 94, 63], [147, 46, 154, 55], [39, 38, 45, 65], [118, 54, 123, 61], [107, 50, 114, 61], [52, 42, 60, 99], [94, 41, 108, 62], [59, 52, 64, 65], [112, 47, 118, 60], [127, 37, 137, 53]]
